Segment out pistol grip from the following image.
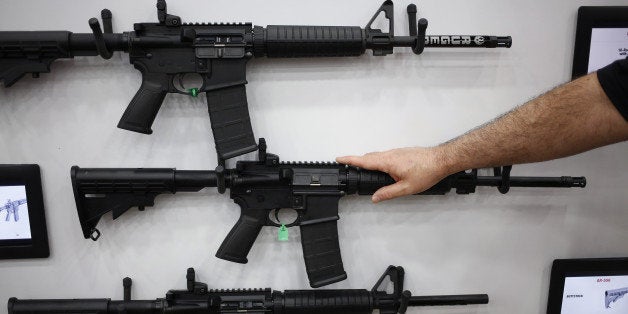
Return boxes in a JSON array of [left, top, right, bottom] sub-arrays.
[[215, 210, 266, 264], [118, 73, 170, 134], [207, 84, 257, 160], [300, 220, 347, 288]]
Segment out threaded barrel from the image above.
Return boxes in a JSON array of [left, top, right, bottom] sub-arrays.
[[424, 35, 512, 48]]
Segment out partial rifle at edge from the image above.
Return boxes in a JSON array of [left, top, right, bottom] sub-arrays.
[[0, 0, 511, 163], [70, 139, 586, 288], [8, 266, 488, 314]]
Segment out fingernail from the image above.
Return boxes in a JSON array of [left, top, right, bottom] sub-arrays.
[[372, 195, 380, 203]]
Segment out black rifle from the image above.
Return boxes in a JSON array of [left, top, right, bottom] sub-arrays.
[[8, 266, 488, 314], [0, 1, 511, 164], [72, 139, 586, 288]]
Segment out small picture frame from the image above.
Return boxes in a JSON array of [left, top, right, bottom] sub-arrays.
[[572, 6, 628, 79], [0, 164, 49, 259], [547, 258, 628, 313]]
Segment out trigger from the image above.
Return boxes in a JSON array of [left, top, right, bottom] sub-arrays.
[[274, 210, 281, 224], [174, 73, 203, 96]]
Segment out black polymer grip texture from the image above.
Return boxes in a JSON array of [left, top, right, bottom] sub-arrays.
[[356, 170, 396, 195], [215, 208, 268, 264], [264, 25, 365, 58], [300, 221, 347, 288], [207, 84, 258, 160], [117, 73, 170, 134], [282, 290, 372, 314]]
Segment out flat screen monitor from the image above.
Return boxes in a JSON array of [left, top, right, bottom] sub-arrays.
[[547, 258, 628, 314], [0, 165, 49, 259], [572, 6, 628, 78]]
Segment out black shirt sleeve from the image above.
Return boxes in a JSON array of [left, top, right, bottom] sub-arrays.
[[597, 57, 628, 121]]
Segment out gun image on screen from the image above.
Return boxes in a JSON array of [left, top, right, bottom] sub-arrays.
[[605, 287, 628, 308], [1, 199, 27, 222], [71, 139, 586, 288], [0, 0, 511, 164], [8, 266, 488, 314]]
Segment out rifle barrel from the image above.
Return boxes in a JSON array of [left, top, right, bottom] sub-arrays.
[[408, 294, 489, 306], [476, 176, 586, 188]]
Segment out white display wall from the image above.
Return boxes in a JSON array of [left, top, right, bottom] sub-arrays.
[[0, 0, 627, 313]]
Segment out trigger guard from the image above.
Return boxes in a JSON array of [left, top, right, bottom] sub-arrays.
[[282, 221, 299, 228], [274, 210, 281, 224], [266, 209, 301, 228], [171, 73, 207, 95]]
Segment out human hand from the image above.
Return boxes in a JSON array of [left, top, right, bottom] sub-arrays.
[[336, 147, 451, 203]]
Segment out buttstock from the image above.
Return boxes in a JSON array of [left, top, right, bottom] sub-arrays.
[[71, 166, 171, 240], [0, 59, 54, 87], [0, 31, 73, 87]]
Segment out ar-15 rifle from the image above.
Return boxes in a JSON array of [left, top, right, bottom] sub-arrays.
[[0, 0, 511, 164], [71, 139, 586, 288], [8, 266, 488, 314], [606, 287, 628, 308]]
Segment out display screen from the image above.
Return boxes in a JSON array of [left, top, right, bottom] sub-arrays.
[[0, 185, 31, 240], [587, 27, 628, 73], [562, 275, 628, 313]]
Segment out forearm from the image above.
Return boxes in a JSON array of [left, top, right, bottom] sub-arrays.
[[437, 72, 628, 174], [337, 71, 627, 202]]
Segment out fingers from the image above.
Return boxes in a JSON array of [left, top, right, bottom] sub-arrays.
[[372, 181, 412, 203], [336, 153, 386, 171], [335, 155, 356, 164]]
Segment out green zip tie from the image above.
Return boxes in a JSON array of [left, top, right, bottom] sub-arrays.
[[278, 224, 289, 241]]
